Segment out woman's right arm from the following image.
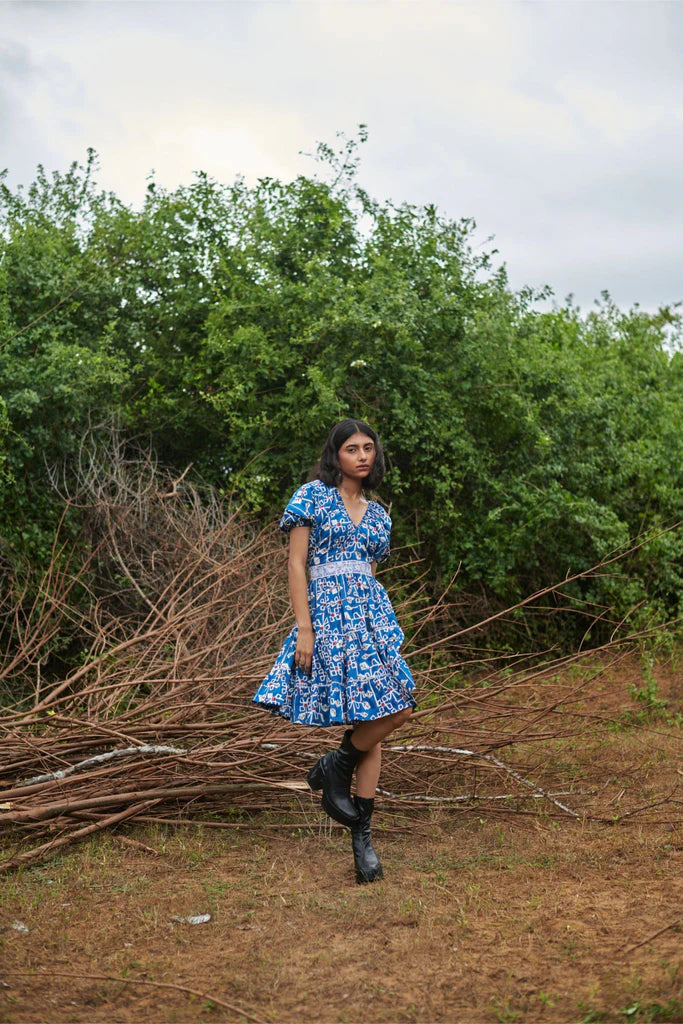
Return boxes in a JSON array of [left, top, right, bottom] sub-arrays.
[[288, 526, 314, 673]]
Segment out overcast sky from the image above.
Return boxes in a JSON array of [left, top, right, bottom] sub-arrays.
[[2, 0, 683, 313]]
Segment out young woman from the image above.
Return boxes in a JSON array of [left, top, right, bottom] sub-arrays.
[[253, 419, 415, 883]]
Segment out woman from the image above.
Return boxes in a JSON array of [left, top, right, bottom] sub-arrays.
[[253, 419, 415, 883]]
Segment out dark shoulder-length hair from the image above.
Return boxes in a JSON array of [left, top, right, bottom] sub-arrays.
[[318, 419, 386, 490]]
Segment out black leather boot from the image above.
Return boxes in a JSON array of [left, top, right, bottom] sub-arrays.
[[307, 729, 361, 826], [351, 795, 383, 884]]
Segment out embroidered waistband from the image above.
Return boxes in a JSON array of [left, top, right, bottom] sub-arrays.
[[309, 560, 372, 580]]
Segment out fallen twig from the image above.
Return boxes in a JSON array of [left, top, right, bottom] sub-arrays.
[[0, 800, 160, 872], [3, 970, 268, 1023], [617, 918, 682, 955]]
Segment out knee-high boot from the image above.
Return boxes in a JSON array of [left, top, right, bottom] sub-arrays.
[[351, 795, 383, 884], [307, 729, 361, 826]]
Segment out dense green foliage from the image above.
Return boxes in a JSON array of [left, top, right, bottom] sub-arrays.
[[1, 139, 681, 640]]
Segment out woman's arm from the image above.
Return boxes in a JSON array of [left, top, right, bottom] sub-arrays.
[[371, 561, 377, 577], [288, 526, 314, 673]]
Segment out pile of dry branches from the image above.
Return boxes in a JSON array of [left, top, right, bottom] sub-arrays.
[[1, 433, 679, 871]]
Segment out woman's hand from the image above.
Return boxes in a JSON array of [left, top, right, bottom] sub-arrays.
[[294, 625, 314, 674]]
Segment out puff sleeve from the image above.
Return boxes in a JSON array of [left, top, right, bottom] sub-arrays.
[[372, 505, 392, 563], [279, 481, 318, 533]]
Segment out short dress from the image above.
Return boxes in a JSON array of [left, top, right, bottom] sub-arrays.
[[252, 479, 416, 727]]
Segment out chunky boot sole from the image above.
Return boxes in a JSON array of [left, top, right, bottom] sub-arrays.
[[355, 861, 384, 885], [321, 790, 357, 827], [306, 752, 359, 826]]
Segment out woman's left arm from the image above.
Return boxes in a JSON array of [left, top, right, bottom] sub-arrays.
[[371, 561, 377, 577]]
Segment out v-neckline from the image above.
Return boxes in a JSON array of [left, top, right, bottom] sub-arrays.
[[336, 488, 371, 529]]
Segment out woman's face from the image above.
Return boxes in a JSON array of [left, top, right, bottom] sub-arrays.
[[337, 431, 376, 483]]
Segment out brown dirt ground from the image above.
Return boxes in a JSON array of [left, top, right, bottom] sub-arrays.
[[1, 654, 681, 1024]]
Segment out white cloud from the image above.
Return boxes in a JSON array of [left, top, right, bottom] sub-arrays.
[[556, 76, 670, 147], [1, 0, 682, 310]]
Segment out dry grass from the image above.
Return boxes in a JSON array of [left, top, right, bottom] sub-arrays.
[[1, 654, 681, 1024], [1, 809, 680, 1023]]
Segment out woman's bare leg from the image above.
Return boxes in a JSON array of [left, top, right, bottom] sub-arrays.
[[350, 709, 412, 883], [356, 744, 381, 798], [351, 707, 412, 751], [352, 707, 412, 798]]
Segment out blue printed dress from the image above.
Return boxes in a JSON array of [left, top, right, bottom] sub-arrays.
[[252, 480, 416, 726]]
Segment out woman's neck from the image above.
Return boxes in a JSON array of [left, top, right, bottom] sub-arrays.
[[338, 479, 364, 501]]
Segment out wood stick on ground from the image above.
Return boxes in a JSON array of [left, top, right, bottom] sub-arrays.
[[617, 918, 682, 955], [3, 971, 268, 1023], [0, 800, 160, 872]]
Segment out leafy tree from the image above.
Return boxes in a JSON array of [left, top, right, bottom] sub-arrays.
[[1, 135, 680, 642]]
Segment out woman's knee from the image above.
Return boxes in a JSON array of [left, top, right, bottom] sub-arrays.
[[394, 706, 413, 727]]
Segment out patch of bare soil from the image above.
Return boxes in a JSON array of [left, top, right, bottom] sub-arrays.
[[1, 655, 681, 1024]]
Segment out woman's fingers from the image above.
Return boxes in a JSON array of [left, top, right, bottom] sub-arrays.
[[295, 626, 314, 672], [294, 637, 314, 674]]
